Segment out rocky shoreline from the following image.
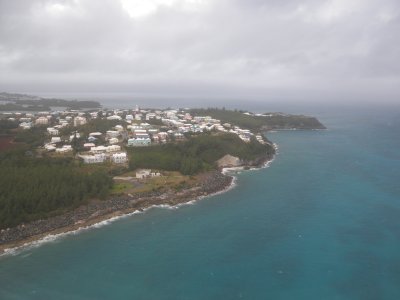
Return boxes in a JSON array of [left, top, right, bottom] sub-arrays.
[[0, 171, 233, 254], [0, 147, 276, 255]]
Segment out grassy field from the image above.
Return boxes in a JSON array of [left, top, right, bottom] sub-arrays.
[[111, 171, 198, 195]]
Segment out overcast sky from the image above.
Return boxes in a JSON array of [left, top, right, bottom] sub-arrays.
[[0, 0, 399, 103]]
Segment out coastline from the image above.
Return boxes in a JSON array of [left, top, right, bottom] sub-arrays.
[[0, 171, 234, 256], [0, 151, 275, 256]]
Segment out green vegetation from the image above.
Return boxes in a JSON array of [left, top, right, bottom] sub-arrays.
[[0, 103, 50, 111], [0, 152, 113, 229], [0, 92, 101, 111], [146, 118, 163, 126], [0, 105, 293, 230], [111, 171, 197, 195], [14, 127, 47, 148], [190, 108, 267, 131], [128, 133, 274, 175], [259, 113, 326, 130], [190, 108, 326, 131], [71, 119, 122, 137], [0, 119, 19, 134]]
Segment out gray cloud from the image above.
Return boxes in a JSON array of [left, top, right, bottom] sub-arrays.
[[0, 0, 399, 102]]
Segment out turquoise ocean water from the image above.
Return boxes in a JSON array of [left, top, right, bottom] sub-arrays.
[[1, 104, 400, 299]]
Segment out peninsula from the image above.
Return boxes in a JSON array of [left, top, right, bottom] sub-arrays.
[[0, 93, 325, 253], [0, 92, 101, 111]]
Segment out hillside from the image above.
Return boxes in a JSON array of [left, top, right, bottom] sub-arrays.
[[127, 132, 275, 175], [190, 108, 326, 131]]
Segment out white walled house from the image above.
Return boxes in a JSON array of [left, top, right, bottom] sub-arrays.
[[83, 143, 96, 148], [51, 137, 62, 143], [91, 146, 108, 153], [115, 125, 124, 132], [47, 127, 59, 135], [70, 132, 81, 141], [108, 137, 119, 145], [106, 130, 119, 138], [73, 116, 87, 127], [106, 145, 121, 152], [89, 132, 102, 137], [44, 144, 56, 151], [127, 137, 151, 147], [35, 117, 49, 125], [19, 122, 32, 129], [55, 145, 73, 153], [107, 115, 122, 121], [111, 153, 127, 164], [80, 154, 106, 164], [136, 169, 151, 179]]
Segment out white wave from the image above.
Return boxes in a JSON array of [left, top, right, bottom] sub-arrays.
[[0, 210, 146, 257], [153, 204, 177, 210]]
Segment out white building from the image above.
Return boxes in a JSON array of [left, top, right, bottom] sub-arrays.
[[35, 117, 49, 125], [47, 127, 59, 136], [107, 115, 122, 121], [136, 169, 151, 179], [19, 122, 32, 129], [127, 137, 151, 147], [89, 132, 102, 137], [55, 145, 73, 153], [157, 132, 168, 143], [51, 137, 62, 143], [70, 132, 81, 141], [106, 130, 119, 138], [74, 116, 87, 127], [44, 144, 56, 151], [115, 125, 124, 132], [140, 122, 151, 128], [106, 145, 121, 152], [111, 153, 127, 164], [91, 146, 108, 153], [83, 143, 96, 148], [145, 113, 156, 120], [108, 137, 119, 145], [80, 154, 106, 164]]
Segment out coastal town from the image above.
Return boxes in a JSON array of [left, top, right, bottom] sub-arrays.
[[0, 96, 326, 252], [2, 105, 269, 173], [0, 100, 281, 250]]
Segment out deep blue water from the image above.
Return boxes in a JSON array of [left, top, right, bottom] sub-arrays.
[[1, 104, 400, 299]]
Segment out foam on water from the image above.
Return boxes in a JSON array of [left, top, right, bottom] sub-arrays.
[[1, 210, 145, 257]]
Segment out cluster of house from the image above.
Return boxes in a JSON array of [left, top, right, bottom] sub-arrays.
[[3, 106, 267, 165], [122, 109, 266, 145], [159, 111, 266, 144], [10, 111, 88, 131]]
